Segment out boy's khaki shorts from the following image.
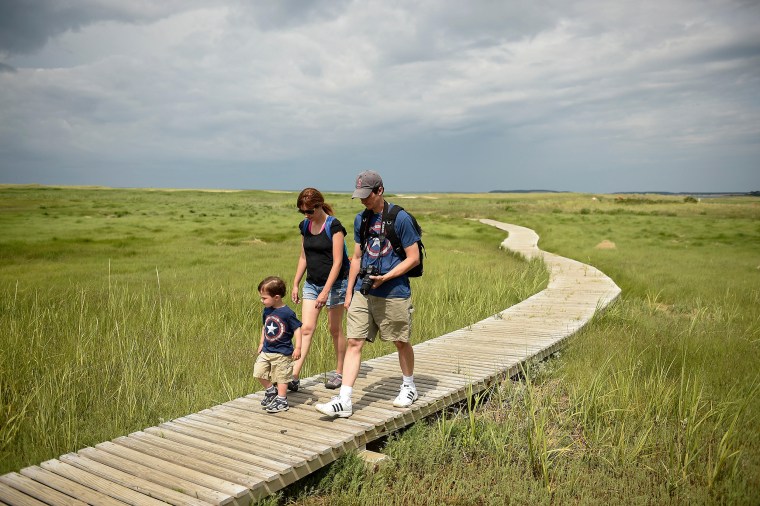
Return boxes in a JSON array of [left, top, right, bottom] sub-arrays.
[[253, 352, 293, 384], [347, 292, 413, 343]]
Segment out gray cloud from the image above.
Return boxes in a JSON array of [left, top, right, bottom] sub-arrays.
[[0, 0, 758, 192], [0, 0, 207, 55]]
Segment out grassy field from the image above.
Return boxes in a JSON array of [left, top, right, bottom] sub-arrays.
[[0, 185, 545, 475], [2, 186, 758, 504], [267, 192, 760, 505]]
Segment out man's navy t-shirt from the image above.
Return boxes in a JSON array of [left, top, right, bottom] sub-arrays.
[[353, 203, 420, 299]]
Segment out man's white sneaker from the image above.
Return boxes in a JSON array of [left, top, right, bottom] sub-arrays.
[[315, 396, 353, 418], [393, 384, 418, 407]]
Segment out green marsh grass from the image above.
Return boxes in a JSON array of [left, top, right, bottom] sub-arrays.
[[0, 186, 546, 474], [2, 187, 758, 504], [269, 193, 759, 505]]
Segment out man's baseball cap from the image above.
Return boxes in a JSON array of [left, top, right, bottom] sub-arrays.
[[352, 170, 383, 199]]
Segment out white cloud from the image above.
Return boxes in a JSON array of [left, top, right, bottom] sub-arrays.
[[0, 0, 758, 191]]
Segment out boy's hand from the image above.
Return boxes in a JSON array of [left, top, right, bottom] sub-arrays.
[[292, 346, 301, 360]]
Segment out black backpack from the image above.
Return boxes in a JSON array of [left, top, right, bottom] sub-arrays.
[[359, 202, 425, 277]]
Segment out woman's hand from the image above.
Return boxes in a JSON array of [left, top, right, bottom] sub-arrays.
[[291, 286, 301, 304], [316, 290, 329, 309], [344, 291, 352, 310]]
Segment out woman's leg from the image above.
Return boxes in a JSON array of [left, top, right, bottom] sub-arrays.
[[292, 299, 321, 378], [327, 305, 346, 374]]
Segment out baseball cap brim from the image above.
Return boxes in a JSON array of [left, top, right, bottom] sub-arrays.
[[352, 188, 373, 199]]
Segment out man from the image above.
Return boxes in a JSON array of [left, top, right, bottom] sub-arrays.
[[315, 170, 420, 418]]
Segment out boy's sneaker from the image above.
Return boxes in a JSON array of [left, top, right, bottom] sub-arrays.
[[393, 384, 418, 408], [266, 397, 289, 413], [325, 373, 342, 390], [260, 388, 277, 408], [315, 396, 352, 418], [287, 378, 300, 392]]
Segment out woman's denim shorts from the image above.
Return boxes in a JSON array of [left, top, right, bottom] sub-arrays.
[[303, 277, 348, 308]]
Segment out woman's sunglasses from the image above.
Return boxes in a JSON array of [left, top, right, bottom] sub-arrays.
[[298, 206, 319, 215]]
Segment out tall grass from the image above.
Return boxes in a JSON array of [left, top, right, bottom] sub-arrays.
[[268, 193, 760, 505], [2, 187, 758, 503], [0, 186, 547, 474]]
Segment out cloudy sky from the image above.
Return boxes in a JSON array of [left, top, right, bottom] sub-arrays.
[[1, 0, 758, 193]]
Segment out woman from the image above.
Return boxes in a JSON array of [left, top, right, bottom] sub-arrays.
[[289, 188, 349, 391]]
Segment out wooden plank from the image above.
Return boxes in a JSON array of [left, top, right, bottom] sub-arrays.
[[143, 426, 293, 474], [202, 406, 361, 451], [181, 413, 335, 458], [77, 446, 233, 505], [93, 441, 249, 499], [41, 460, 163, 506], [54, 455, 210, 506], [140, 427, 303, 492], [0, 482, 49, 506], [123, 432, 280, 488], [0, 472, 87, 506], [22, 465, 129, 506], [165, 418, 323, 463]]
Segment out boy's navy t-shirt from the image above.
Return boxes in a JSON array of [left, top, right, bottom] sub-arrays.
[[261, 305, 302, 355]]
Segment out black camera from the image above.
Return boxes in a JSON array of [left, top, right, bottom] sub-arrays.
[[359, 266, 379, 295]]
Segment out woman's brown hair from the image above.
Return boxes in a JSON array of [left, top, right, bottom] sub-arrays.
[[297, 188, 334, 215]]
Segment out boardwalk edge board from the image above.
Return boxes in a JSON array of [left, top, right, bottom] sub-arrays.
[[2, 220, 621, 505]]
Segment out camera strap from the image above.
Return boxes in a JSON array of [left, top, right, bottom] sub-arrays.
[[378, 201, 389, 246]]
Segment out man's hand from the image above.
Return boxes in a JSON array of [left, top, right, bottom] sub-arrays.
[[369, 274, 386, 289]]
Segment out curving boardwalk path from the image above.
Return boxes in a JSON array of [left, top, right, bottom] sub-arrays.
[[0, 221, 621, 505]]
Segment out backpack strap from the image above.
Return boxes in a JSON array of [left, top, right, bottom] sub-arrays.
[[324, 215, 335, 240], [359, 208, 374, 253], [383, 204, 406, 259], [300, 218, 309, 235]]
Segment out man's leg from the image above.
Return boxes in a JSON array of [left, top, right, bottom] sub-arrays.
[[394, 340, 414, 376], [341, 337, 365, 387], [315, 339, 361, 418], [315, 293, 372, 418]]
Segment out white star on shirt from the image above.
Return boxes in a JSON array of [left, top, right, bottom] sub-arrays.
[[266, 322, 278, 335]]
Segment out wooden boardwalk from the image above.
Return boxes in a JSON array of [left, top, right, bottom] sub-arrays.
[[0, 220, 621, 505]]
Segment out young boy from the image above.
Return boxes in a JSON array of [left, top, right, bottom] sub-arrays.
[[255, 276, 302, 413]]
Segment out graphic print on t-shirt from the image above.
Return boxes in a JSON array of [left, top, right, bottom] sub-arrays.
[[367, 219, 393, 259], [264, 314, 286, 342]]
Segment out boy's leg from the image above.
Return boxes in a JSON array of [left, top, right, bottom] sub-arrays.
[[265, 354, 291, 411], [254, 355, 278, 407]]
